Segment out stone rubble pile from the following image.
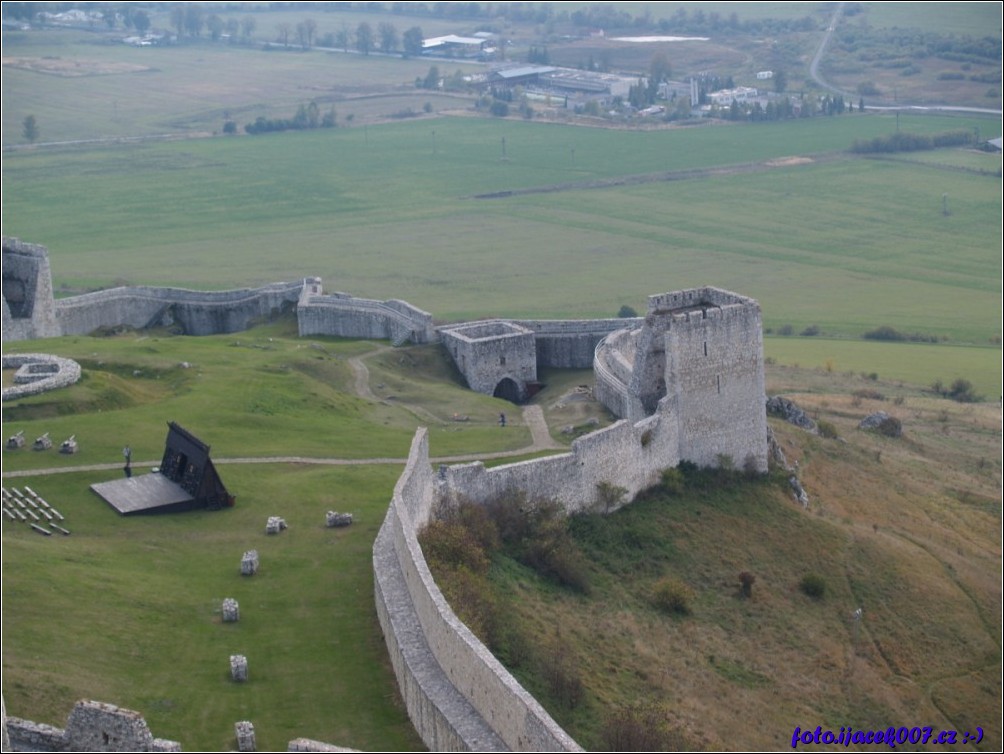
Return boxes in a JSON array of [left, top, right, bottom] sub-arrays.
[[230, 654, 248, 682], [265, 516, 287, 535], [222, 598, 240, 622], [325, 511, 353, 528], [240, 549, 259, 575]]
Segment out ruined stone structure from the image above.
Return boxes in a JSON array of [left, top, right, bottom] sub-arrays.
[[296, 280, 437, 346], [594, 287, 768, 471], [4, 700, 180, 752], [2, 238, 60, 341], [3, 237, 770, 752], [440, 320, 538, 402], [1, 353, 81, 402]]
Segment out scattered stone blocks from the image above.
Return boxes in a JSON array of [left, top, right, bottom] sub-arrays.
[[230, 654, 248, 682], [241, 549, 259, 576], [325, 511, 353, 528], [265, 516, 287, 535], [222, 598, 240, 622], [235, 720, 256, 752]]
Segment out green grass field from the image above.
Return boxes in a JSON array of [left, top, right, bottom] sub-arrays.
[[2, 462, 422, 751], [4, 114, 999, 354]]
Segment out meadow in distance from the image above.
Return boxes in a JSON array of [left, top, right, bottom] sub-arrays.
[[1, 2, 1001, 750]]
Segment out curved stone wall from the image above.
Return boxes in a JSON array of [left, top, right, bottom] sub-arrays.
[[1, 353, 82, 402], [297, 293, 436, 344], [374, 430, 583, 752], [375, 395, 688, 751]]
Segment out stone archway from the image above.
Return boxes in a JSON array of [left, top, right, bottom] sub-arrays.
[[493, 377, 523, 404]]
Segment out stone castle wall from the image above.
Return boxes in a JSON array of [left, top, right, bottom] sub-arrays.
[[54, 282, 303, 336], [374, 430, 583, 752], [5, 700, 180, 752], [296, 292, 436, 344], [514, 318, 641, 369]]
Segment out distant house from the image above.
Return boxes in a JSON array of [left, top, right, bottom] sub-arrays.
[[986, 137, 1003, 153], [708, 86, 759, 106], [756, 71, 774, 80]]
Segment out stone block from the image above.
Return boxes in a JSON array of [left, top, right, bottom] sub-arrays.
[[230, 654, 248, 682]]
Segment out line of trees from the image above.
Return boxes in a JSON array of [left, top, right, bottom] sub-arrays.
[[243, 102, 336, 135], [851, 129, 974, 154]]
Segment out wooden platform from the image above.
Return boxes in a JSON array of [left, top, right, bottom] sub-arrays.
[[91, 472, 195, 516]]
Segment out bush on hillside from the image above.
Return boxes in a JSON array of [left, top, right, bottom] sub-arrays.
[[652, 577, 694, 615], [800, 573, 826, 599]]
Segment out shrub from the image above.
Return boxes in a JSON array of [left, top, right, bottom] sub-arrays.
[[949, 378, 981, 403], [739, 570, 756, 598], [816, 420, 838, 439], [596, 480, 628, 513], [652, 577, 694, 615], [800, 324, 820, 336], [541, 633, 584, 709], [617, 304, 638, 318], [800, 573, 826, 599], [876, 416, 903, 437], [601, 703, 687, 751], [420, 519, 490, 575], [852, 388, 884, 400], [778, 324, 794, 336], [660, 467, 685, 494]]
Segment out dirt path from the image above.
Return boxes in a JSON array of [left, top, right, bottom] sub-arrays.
[[4, 346, 569, 480]]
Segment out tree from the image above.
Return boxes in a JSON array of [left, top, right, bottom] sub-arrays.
[[422, 65, 440, 90], [207, 14, 224, 42], [133, 10, 150, 35], [773, 69, 787, 93], [648, 53, 671, 100], [22, 114, 39, 143], [240, 16, 256, 43], [184, 4, 204, 37], [297, 18, 317, 50], [378, 22, 398, 54], [335, 26, 350, 52], [170, 4, 185, 38], [276, 22, 292, 49], [402, 26, 424, 57], [356, 22, 374, 55]]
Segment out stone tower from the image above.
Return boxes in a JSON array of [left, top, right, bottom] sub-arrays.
[[594, 287, 768, 472], [2, 237, 60, 342]]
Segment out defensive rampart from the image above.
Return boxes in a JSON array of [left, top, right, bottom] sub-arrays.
[[374, 430, 583, 752], [297, 290, 436, 345], [54, 282, 303, 336], [513, 318, 642, 369]]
